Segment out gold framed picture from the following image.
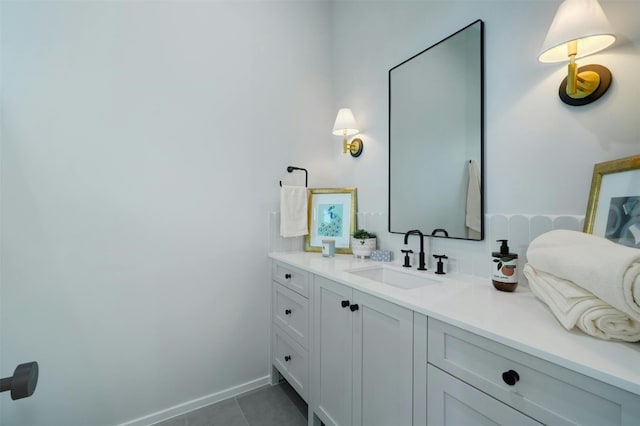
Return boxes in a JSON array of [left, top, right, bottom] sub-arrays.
[[305, 187, 357, 254], [584, 154, 640, 248]]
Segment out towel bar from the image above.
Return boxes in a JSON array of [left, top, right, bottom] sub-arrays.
[[279, 166, 308, 187]]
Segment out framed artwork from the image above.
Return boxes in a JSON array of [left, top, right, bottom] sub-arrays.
[[584, 154, 640, 248], [305, 187, 357, 254]]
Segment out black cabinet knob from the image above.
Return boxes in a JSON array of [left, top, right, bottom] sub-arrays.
[[284, 309, 292, 315], [284, 273, 292, 279], [350, 304, 360, 312], [284, 355, 291, 362], [341, 300, 350, 308], [502, 370, 520, 386]]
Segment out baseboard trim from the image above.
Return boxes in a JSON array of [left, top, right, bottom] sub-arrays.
[[118, 375, 271, 426]]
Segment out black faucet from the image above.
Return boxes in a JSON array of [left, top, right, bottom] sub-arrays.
[[404, 230, 427, 270]]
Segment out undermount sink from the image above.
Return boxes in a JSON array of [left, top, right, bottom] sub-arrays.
[[346, 264, 441, 289]]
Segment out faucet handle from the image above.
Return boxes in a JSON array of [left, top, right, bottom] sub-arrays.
[[401, 249, 413, 268], [433, 254, 449, 275]]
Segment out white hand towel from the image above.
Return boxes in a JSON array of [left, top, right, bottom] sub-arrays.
[[524, 264, 640, 342], [465, 160, 481, 234], [527, 230, 640, 321], [280, 185, 308, 238]]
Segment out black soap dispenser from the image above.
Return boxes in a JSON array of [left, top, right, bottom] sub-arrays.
[[491, 240, 518, 292]]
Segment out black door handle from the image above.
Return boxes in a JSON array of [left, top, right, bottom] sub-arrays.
[[284, 309, 292, 315], [350, 304, 359, 312], [502, 370, 520, 386], [284, 273, 292, 279], [0, 362, 39, 400], [284, 355, 291, 362], [341, 300, 350, 308]]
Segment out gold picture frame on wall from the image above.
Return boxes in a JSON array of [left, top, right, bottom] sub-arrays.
[[305, 187, 357, 254], [584, 154, 640, 248]]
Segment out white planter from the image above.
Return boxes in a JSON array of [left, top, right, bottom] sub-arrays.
[[351, 237, 377, 258]]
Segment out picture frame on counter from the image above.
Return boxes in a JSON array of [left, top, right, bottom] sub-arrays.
[[584, 154, 640, 248], [305, 187, 357, 254]]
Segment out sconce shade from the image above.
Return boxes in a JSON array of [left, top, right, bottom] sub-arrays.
[[332, 108, 363, 157], [332, 108, 359, 136], [538, 0, 615, 63]]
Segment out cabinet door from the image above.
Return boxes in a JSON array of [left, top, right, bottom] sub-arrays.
[[313, 276, 354, 426], [353, 290, 414, 426], [413, 313, 428, 426], [428, 365, 542, 426]]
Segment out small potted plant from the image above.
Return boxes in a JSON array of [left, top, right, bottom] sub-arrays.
[[351, 229, 377, 258]]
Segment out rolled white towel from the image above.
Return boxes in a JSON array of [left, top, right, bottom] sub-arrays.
[[527, 230, 640, 321], [524, 264, 640, 342]]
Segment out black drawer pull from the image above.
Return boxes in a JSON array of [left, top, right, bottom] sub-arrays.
[[284, 309, 292, 315], [284, 273, 292, 279], [341, 300, 350, 308], [350, 304, 360, 312], [502, 370, 520, 386], [284, 355, 291, 362]]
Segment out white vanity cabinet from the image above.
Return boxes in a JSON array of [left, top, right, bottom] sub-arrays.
[[271, 261, 311, 401], [269, 253, 640, 426], [311, 275, 414, 426], [428, 318, 640, 426]]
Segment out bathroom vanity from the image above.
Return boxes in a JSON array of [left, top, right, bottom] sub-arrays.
[[269, 252, 640, 426]]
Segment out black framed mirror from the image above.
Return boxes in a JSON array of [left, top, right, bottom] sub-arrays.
[[389, 20, 484, 240]]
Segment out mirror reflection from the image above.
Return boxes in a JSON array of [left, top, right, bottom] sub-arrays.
[[389, 20, 484, 240]]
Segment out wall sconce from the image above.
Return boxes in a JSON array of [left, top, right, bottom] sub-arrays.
[[332, 108, 363, 157], [538, 0, 616, 106]]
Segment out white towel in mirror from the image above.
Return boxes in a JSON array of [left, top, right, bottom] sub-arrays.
[[466, 160, 481, 238]]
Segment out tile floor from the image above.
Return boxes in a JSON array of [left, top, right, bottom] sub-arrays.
[[153, 381, 307, 426]]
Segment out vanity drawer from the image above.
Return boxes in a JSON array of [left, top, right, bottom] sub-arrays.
[[428, 365, 542, 426], [273, 324, 308, 402], [272, 261, 310, 297], [428, 318, 640, 426], [273, 282, 309, 348]]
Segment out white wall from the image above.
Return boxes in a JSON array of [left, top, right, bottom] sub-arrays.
[[0, 1, 332, 425], [329, 0, 640, 268], [2, 1, 639, 425]]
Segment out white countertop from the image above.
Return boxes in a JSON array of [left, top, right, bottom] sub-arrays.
[[269, 251, 640, 396]]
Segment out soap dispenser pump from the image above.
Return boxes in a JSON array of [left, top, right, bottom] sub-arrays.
[[491, 239, 518, 292]]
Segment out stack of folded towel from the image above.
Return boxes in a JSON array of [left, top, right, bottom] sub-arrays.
[[523, 229, 640, 342]]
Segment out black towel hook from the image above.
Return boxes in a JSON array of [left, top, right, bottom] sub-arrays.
[[279, 166, 308, 187]]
